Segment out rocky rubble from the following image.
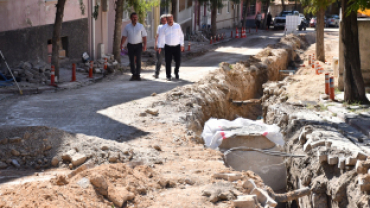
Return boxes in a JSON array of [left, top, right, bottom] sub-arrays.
[[262, 80, 370, 207], [0, 126, 162, 170]]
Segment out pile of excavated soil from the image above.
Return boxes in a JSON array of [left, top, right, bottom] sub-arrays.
[[0, 126, 161, 170], [0, 162, 267, 208]]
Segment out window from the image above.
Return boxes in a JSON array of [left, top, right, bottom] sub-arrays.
[[179, 0, 186, 12], [249, 5, 256, 15], [187, 0, 192, 8], [227, 0, 230, 13]]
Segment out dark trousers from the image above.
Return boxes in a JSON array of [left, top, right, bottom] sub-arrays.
[[165, 44, 181, 78], [127, 43, 142, 76], [155, 48, 165, 75]]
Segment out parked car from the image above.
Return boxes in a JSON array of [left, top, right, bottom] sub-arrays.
[[309, 17, 327, 27], [273, 11, 299, 30], [326, 14, 340, 27]]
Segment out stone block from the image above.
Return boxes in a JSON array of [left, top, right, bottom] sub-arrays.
[[327, 156, 339, 165], [317, 151, 327, 163], [71, 153, 87, 167], [353, 151, 368, 160], [212, 173, 243, 182], [358, 174, 370, 191], [345, 157, 357, 166], [232, 195, 258, 208]]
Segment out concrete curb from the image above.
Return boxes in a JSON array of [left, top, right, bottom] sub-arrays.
[[0, 74, 105, 95]]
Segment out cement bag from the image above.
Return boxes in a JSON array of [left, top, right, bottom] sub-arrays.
[[202, 118, 284, 149]]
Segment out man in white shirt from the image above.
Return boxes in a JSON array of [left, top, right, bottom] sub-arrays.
[[153, 14, 167, 79], [121, 12, 147, 81], [158, 14, 184, 81], [255, 12, 262, 29]]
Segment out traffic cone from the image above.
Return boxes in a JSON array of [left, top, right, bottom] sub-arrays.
[[210, 37, 213, 44], [50, 65, 56, 86], [329, 77, 335, 100], [71, 63, 76, 82], [89, 61, 93, 78], [188, 42, 191, 51], [325, 73, 330, 95]]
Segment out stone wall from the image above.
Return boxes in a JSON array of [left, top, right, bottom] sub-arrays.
[[338, 18, 370, 90]]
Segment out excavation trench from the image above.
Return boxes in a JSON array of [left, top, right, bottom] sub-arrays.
[[163, 34, 310, 206]]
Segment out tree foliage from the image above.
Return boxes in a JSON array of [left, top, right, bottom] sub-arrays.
[[346, 0, 370, 15], [300, 0, 335, 14], [127, 0, 160, 24]]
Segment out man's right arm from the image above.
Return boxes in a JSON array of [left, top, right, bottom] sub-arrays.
[[120, 36, 127, 50]]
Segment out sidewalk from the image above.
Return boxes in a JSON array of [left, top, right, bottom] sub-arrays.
[[0, 68, 104, 95]]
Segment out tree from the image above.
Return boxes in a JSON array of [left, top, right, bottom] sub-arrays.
[[198, 0, 240, 36], [300, 0, 335, 62], [341, 0, 369, 103], [113, 0, 125, 64], [127, 0, 160, 25], [261, 0, 272, 29], [51, 0, 67, 79], [51, 0, 85, 79], [242, 0, 250, 28]]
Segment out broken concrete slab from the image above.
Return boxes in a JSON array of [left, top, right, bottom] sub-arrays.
[[232, 195, 258, 208]]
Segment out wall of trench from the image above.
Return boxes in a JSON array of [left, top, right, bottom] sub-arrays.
[[165, 34, 305, 138], [261, 81, 370, 207]]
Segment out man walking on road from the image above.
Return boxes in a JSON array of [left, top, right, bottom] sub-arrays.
[[158, 14, 184, 81], [121, 12, 147, 81], [255, 12, 262, 29], [153, 14, 167, 79]]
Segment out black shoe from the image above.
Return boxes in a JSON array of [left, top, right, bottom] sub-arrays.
[[153, 74, 159, 79], [166, 77, 171, 81], [136, 76, 141, 81], [175, 75, 179, 80], [129, 76, 135, 81]]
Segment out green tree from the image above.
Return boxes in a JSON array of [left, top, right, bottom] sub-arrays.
[[51, 0, 85, 78], [341, 0, 369, 103], [300, 0, 335, 62], [127, 0, 160, 25], [197, 0, 240, 36]]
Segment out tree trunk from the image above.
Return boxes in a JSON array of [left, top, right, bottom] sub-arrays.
[[211, 3, 217, 36], [51, 0, 67, 79], [113, 0, 124, 64], [294, 0, 297, 10], [171, 0, 177, 21], [262, 0, 270, 29], [316, 7, 325, 62], [242, 0, 250, 28], [341, 0, 369, 103], [281, 0, 286, 11]]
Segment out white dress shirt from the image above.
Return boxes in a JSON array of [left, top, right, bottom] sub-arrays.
[[158, 23, 184, 48], [156, 24, 164, 48], [122, 23, 147, 44]]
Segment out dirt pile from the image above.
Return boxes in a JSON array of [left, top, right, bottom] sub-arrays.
[[0, 126, 162, 170], [0, 162, 277, 208]]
